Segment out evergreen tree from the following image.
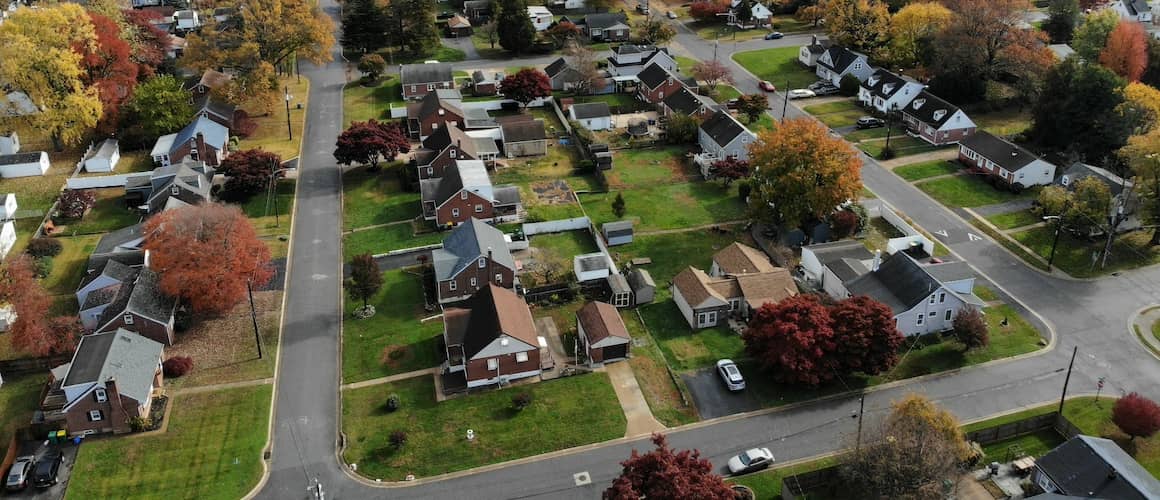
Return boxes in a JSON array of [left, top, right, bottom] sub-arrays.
[[736, 0, 753, 23], [1042, 0, 1080, 44], [342, 0, 388, 53], [498, 0, 536, 54], [399, 0, 439, 58]]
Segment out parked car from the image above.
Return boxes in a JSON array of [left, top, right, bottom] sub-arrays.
[[5, 456, 35, 492], [758, 81, 776, 92], [813, 85, 840, 96], [717, 359, 745, 391], [725, 98, 740, 110], [727, 447, 775, 475], [788, 89, 816, 99], [856, 116, 885, 129], [32, 451, 63, 488], [764, 31, 783, 40], [667, 10, 677, 18]]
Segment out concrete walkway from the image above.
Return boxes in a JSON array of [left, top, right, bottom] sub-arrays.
[[604, 362, 666, 438], [1132, 307, 1160, 355], [879, 148, 958, 169], [340, 367, 440, 390]]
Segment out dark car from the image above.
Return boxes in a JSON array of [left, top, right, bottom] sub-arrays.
[[32, 451, 62, 488], [5, 456, 35, 492], [812, 85, 840, 96], [764, 32, 783, 40], [856, 116, 885, 129], [437, 10, 454, 19], [726, 98, 740, 109]]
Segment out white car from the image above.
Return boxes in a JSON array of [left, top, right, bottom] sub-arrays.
[[727, 447, 775, 475], [788, 89, 816, 99], [717, 359, 745, 391]]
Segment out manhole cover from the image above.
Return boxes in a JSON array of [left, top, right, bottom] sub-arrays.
[[573, 471, 591, 486]]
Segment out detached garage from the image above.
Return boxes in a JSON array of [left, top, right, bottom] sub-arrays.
[[84, 139, 121, 173], [577, 301, 632, 367], [0, 151, 49, 178], [568, 102, 612, 131]]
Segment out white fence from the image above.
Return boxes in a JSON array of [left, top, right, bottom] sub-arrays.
[[523, 216, 590, 236], [879, 204, 935, 256], [66, 173, 149, 190], [388, 96, 551, 119]]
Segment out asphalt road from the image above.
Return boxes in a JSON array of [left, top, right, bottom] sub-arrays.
[[256, 5, 1160, 499]]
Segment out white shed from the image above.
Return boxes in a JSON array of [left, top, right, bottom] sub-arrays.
[[84, 139, 121, 173], [602, 220, 634, 246], [0, 221, 14, 260], [0, 151, 49, 178], [569, 102, 613, 131], [0, 131, 18, 155], [0, 303, 15, 333], [574, 252, 612, 282], [1, 194, 16, 220]]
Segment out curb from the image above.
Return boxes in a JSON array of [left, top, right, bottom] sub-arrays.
[[1127, 305, 1160, 361]]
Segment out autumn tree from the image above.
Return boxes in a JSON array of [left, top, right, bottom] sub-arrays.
[[1042, 0, 1080, 43], [1112, 392, 1160, 441], [122, 10, 169, 77], [345, 253, 384, 311], [743, 295, 839, 386], [735, 93, 769, 124], [830, 296, 903, 376], [1100, 21, 1149, 82], [604, 433, 733, 500], [82, 12, 140, 134], [1121, 128, 1160, 244], [635, 18, 676, 45], [691, 60, 734, 93], [825, 0, 892, 56], [952, 307, 988, 349], [125, 74, 194, 138], [747, 117, 862, 227], [218, 149, 283, 200], [797, 4, 826, 27], [341, 0, 388, 53], [1069, 176, 1114, 235], [666, 113, 698, 144], [0, 256, 77, 357], [500, 69, 552, 109], [1124, 81, 1160, 132], [1072, 8, 1120, 62], [889, 1, 953, 67], [563, 42, 604, 95], [1032, 58, 1135, 161], [546, 21, 582, 48], [334, 120, 411, 170], [1143, 38, 1160, 88], [689, 0, 730, 21], [357, 54, 387, 82], [709, 158, 750, 185], [497, 0, 537, 54], [143, 204, 274, 315]]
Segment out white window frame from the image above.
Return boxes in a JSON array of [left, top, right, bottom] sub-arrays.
[[461, 191, 469, 200], [495, 273, 503, 283], [929, 294, 936, 305], [938, 292, 946, 303], [478, 257, 486, 268], [449, 280, 457, 291], [475, 204, 483, 213], [170, 184, 180, 195], [487, 358, 499, 371], [427, 83, 435, 91], [470, 277, 477, 287], [451, 208, 460, 218], [916, 315, 924, 326], [89, 410, 103, 422], [426, 167, 433, 176], [515, 351, 529, 363], [123, 313, 134, 325], [95, 388, 107, 403], [450, 148, 457, 158], [945, 309, 953, 321]]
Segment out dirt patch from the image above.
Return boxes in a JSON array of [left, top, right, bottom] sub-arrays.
[[530, 180, 574, 205], [380, 345, 415, 368]]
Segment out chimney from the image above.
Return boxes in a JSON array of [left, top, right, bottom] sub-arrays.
[[486, 246, 493, 287], [872, 250, 881, 272]]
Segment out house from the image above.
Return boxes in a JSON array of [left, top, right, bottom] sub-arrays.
[[433, 218, 518, 304], [0, 91, 38, 117], [89, 223, 147, 270], [900, 90, 977, 146], [577, 301, 631, 366], [213, 6, 237, 23], [1034, 435, 1160, 499], [1114, 0, 1153, 22], [1048, 44, 1075, 60], [843, 252, 983, 337], [545, 58, 582, 91], [500, 118, 548, 157], [184, 69, 232, 96], [471, 70, 502, 97], [857, 69, 924, 114], [607, 45, 677, 77], [464, 0, 492, 23], [413, 124, 499, 180], [0, 131, 18, 155], [602, 220, 633, 246], [447, 14, 472, 37], [528, 6, 554, 31], [575, 252, 613, 282], [124, 161, 213, 213], [419, 160, 523, 227], [0, 151, 49, 178], [442, 284, 541, 388], [192, 94, 237, 131], [405, 89, 497, 140], [150, 116, 229, 167], [671, 263, 798, 329], [93, 268, 177, 346], [400, 62, 455, 100], [710, 242, 774, 277], [173, 9, 201, 32], [958, 132, 1056, 189], [76, 260, 139, 330], [730, 0, 772, 27], [627, 268, 655, 304], [815, 46, 872, 86], [583, 13, 630, 42], [660, 86, 717, 120], [547, 0, 587, 9], [83, 139, 121, 173], [694, 110, 757, 178], [569, 102, 612, 131], [1057, 162, 1140, 231], [636, 62, 687, 104], [799, 240, 874, 298], [38, 329, 163, 435]]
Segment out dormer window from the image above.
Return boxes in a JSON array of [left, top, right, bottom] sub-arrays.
[[123, 313, 134, 325], [438, 109, 445, 116], [170, 184, 180, 195], [461, 191, 468, 200], [478, 257, 486, 268], [932, 109, 946, 121], [883, 84, 894, 94], [912, 98, 926, 109], [868, 76, 879, 86], [189, 148, 199, 161], [450, 148, 457, 158]]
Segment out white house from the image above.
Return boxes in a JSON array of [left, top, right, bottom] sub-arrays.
[[1, 193, 16, 220], [815, 46, 872, 86], [0, 151, 49, 178], [857, 69, 925, 114], [844, 253, 984, 337], [84, 139, 121, 173], [799, 35, 833, 68], [0, 131, 18, 155], [694, 110, 757, 178], [606, 45, 677, 77], [528, 6, 554, 31], [958, 131, 1057, 188], [548, 0, 586, 8], [568, 102, 612, 131], [174, 9, 202, 32], [1114, 0, 1153, 22], [730, 0, 772, 27]]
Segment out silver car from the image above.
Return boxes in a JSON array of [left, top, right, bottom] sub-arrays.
[[717, 359, 745, 391], [5, 456, 35, 492], [728, 447, 774, 474]]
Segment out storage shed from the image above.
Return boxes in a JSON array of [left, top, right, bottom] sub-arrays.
[[0, 220, 14, 260], [574, 252, 612, 282], [627, 268, 655, 305], [1, 193, 16, 220], [0, 151, 49, 178], [602, 220, 634, 246], [84, 139, 121, 173], [577, 301, 632, 367], [606, 273, 633, 307], [0, 131, 18, 155]]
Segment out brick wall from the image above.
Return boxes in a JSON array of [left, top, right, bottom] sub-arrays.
[[465, 348, 540, 383], [436, 190, 495, 226], [98, 313, 174, 346]]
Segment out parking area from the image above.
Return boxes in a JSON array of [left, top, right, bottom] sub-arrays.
[[681, 368, 760, 419], [4, 440, 78, 499]]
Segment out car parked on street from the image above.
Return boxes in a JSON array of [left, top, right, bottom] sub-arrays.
[[33, 450, 63, 488], [856, 116, 885, 129], [727, 447, 775, 474], [5, 456, 35, 492], [764, 31, 783, 40], [758, 81, 776, 92], [717, 359, 745, 391], [788, 89, 816, 99]]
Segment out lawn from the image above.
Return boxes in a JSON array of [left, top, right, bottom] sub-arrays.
[[239, 179, 296, 246], [728, 456, 841, 499], [237, 76, 309, 160], [580, 182, 744, 232], [843, 126, 890, 142], [675, 56, 698, 75], [385, 45, 466, 65], [0, 375, 43, 459], [973, 108, 1033, 137], [986, 210, 1041, 230], [861, 216, 904, 254], [981, 429, 1065, 462], [602, 146, 697, 189], [1012, 226, 1160, 278], [1153, 316, 1160, 342], [68, 385, 272, 500], [733, 46, 820, 90], [744, 113, 776, 132], [640, 300, 745, 371], [624, 309, 700, 426], [892, 160, 960, 182], [341, 373, 626, 479], [568, 93, 645, 113], [57, 189, 140, 236], [41, 234, 102, 295], [343, 269, 443, 383], [803, 100, 864, 128], [470, 31, 506, 60], [164, 291, 282, 389], [531, 230, 598, 263], [974, 285, 1000, 302], [917, 175, 1037, 208], [342, 222, 445, 259], [690, 15, 811, 41], [615, 228, 755, 289], [343, 77, 403, 126], [859, 135, 946, 158], [712, 85, 742, 103], [342, 163, 420, 230]]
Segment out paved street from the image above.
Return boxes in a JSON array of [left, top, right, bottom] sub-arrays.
[[256, 5, 1160, 499]]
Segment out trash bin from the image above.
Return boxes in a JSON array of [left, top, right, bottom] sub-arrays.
[[47, 431, 57, 444], [55, 430, 67, 443]]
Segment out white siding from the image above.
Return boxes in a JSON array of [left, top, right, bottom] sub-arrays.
[[671, 285, 696, 329], [467, 368, 541, 388], [895, 287, 968, 337], [471, 335, 537, 359], [1014, 159, 1056, 187], [799, 248, 825, 282], [0, 153, 50, 178]]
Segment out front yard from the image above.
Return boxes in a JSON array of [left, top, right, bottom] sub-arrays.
[[0, 375, 43, 458], [579, 181, 745, 232], [342, 269, 443, 383], [859, 135, 947, 158], [343, 223, 445, 259], [343, 77, 403, 126], [164, 291, 283, 389], [236, 76, 310, 160], [688, 15, 812, 41], [892, 160, 960, 182], [1011, 227, 1160, 278], [917, 174, 1037, 208], [341, 373, 625, 480], [803, 100, 864, 129], [733, 46, 820, 90], [343, 163, 419, 230], [624, 310, 700, 426]]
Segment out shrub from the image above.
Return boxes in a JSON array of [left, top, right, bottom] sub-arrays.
[[848, 203, 869, 233], [33, 256, 53, 278], [163, 356, 194, 377], [58, 189, 97, 219], [953, 308, 989, 349], [611, 192, 626, 218], [129, 416, 153, 432], [26, 238, 63, 258], [512, 392, 533, 410], [1113, 392, 1160, 441], [389, 430, 407, 448], [839, 74, 861, 97], [738, 180, 752, 201], [830, 209, 859, 238], [233, 110, 258, 139], [386, 393, 401, 412]]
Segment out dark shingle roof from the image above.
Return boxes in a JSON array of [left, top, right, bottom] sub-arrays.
[[433, 218, 515, 281], [1036, 435, 1160, 499], [192, 94, 237, 124], [663, 87, 708, 116], [585, 12, 628, 30], [96, 269, 176, 327], [637, 62, 676, 90], [861, 69, 919, 100], [78, 259, 138, 291], [700, 110, 750, 148], [571, 102, 610, 120], [806, 240, 874, 266], [0, 152, 43, 166], [80, 284, 124, 311], [1124, 0, 1149, 16], [845, 252, 941, 314], [93, 223, 145, 256], [960, 131, 1044, 173], [924, 261, 973, 283], [545, 58, 569, 78], [401, 63, 454, 85], [1060, 162, 1132, 196], [502, 120, 547, 143], [577, 301, 630, 344], [902, 90, 965, 129], [818, 46, 863, 73]]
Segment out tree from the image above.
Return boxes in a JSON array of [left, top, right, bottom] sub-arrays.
[[889, 1, 953, 67], [357, 53, 387, 82], [547, 21, 582, 48], [342, 0, 388, 53], [747, 117, 863, 227], [1069, 176, 1113, 235], [586, 0, 618, 11], [689, 0, 730, 21], [479, 21, 500, 49], [611, 193, 626, 217], [634, 18, 676, 45], [0, 4, 102, 150], [691, 60, 734, 93], [824, 0, 892, 56], [1142, 37, 1160, 88], [1124, 81, 1160, 132], [1042, 0, 1080, 43], [604, 433, 734, 500], [497, 0, 537, 54], [952, 307, 988, 349], [797, 5, 826, 27], [563, 42, 604, 95], [1121, 128, 1160, 244], [122, 10, 170, 78], [830, 296, 903, 375], [829, 208, 859, 238], [1032, 58, 1134, 161], [218, 149, 284, 200], [143, 204, 274, 315], [58, 189, 97, 219], [334, 120, 411, 170], [743, 295, 839, 386], [666, 113, 698, 144], [82, 12, 140, 134], [736, 0, 754, 22], [125, 74, 194, 137], [1100, 21, 1148, 82], [735, 93, 769, 124], [388, 0, 440, 58], [1112, 392, 1160, 441], [1073, 9, 1120, 62], [500, 68, 552, 109], [345, 253, 384, 310], [709, 158, 750, 185], [0, 256, 77, 357]]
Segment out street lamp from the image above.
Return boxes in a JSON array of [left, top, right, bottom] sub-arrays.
[[884, 103, 898, 153], [284, 86, 293, 141], [1043, 214, 1064, 269]]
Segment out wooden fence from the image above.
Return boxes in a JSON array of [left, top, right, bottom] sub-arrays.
[[0, 354, 71, 377]]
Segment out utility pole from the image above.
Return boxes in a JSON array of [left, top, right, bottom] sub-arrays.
[[854, 395, 865, 452], [884, 103, 897, 153], [1057, 345, 1077, 415], [248, 280, 263, 359], [780, 79, 789, 122], [284, 86, 293, 141]]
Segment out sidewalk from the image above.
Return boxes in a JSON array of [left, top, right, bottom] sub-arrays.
[[340, 367, 440, 390], [604, 362, 666, 438]]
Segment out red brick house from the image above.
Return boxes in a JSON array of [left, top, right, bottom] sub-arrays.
[[400, 62, 455, 100], [636, 62, 689, 104], [419, 160, 523, 227], [405, 89, 498, 141], [576, 301, 631, 366], [433, 217, 518, 304], [94, 268, 178, 346], [412, 125, 499, 180], [39, 329, 164, 435], [442, 284, 541, 389], [900, 90, 977, 146]]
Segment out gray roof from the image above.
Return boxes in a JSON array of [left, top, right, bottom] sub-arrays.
[[902, 90, 965, 129], [1124, 0, 1150, 16], [63, 329, 163, 405], [818, 46, 865, 73], [78, 259, 138, 291], [502, 120, 547, 143], [960, 131, 1046, 173], [172, 116, 229, 152], [845, 252, 940, 314], [81, 284, 124, 311], [923, 261, 973, 283], [401, 63, 454, 85], [90, 139, 119, 160], [803, 35, 832, 54], [806, 240, 874, 266], [1060, 162, 1132, 196], [627, 268, 655, 290], [571, 102, 611, 120], [545, 58, 570, 78], [603, 220, 633, 235], [147, 168, 210, 213], [493, 185, 521, 206], [0, 152, 43, 166], [93, 223, 145, 256], [97, 268, 176, 327], [1036, 435, 1160, 499], [585, 12, 629, 30], [700, 110, 751, 148], [829, 257, 868, 283], [433, 218, 515, 281], [607, 273, 630, 294], [577, 253, 610, 272], [192, 94, 237, 124]]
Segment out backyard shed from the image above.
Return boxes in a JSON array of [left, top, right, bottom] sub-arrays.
[[84, 139, 121, 173], [0, 220, 14, 260], [606, 273, 632, 308], [0, 131, 17, 155], [602, 220, 634, 246], [0, 151, 49, 178], [627, 268, 655, 305], [574, 252, 612, 282], [1, 193, 16, 220], [576, 301, 632, 366]]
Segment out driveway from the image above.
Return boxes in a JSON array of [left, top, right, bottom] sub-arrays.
[[682, 368, 760, 419], [5, 440, 78, 500], [442, 36, 479, 61]]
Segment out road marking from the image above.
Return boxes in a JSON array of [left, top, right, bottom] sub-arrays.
[[935, 229, 949, 238], [573, 471, 591, 486], [968, 233, 982, 242], [312, 274, 328, 281]]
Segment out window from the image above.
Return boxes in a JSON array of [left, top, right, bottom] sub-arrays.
[[478, 257, 486, 268], [853, 62, 863, 70], [170, 185, 180, 195], [123, 313, 134, 325], [1061, 175, 1070, 186], [495, 273, 502, 283], [475, 204, 483, 213], [450, 148, 457, 158], [929, 311, 936, 317], [487, 358, 499, 371], [95, 388, 107, 403], [426, 167, 433, 176], [516, 352, 529, 363], [945, 309, 953, 321], [427, 84, 435, 91], [938, 292, 946, 303], [189, 148, 199, 161], [449, 280, 457, 291], [451, 208, 460, 218], [929, 294, 936, 305], [658, 91, 664, 99], [88, 410, 103, 422], [461, 191, 469, 200], [432, 122, 440, 130], [916, 315, 924, 326], [470, 277, 477, 287]]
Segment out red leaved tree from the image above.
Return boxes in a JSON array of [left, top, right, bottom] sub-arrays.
[[333, 119, 410, 170], [218, 149, 283, 200], [708, 157, 749, 185], [603, 433, 733, 500], [143, 203, 274, 315], [953, 307, 989, 349], [1101, 21, 1148, 82], [691, 60, 734, 93], [689, 0, 729, 21], [122, 9, 169, 78], [743, 295, 839, 386], [830, 296, 904, 376], [500, 68, 552, 109], [1113, 392, 1160, 441], [0, 256, 77, 357], [81, 12, 140, 134]]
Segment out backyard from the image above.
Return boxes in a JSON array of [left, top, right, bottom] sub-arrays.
[[343, 269, 443, 383], [733, 46, 820, 90], [579, 181, 744, 232], [601, 146, 698, 189]]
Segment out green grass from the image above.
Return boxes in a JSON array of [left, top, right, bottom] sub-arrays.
[[568, 93, 642, 113], [974, 285, 1000, 302], [974, 108, 1033, 137], [59, 191, 141, 235], [803, 100, 864, 128], [237, 76, 309, 160], [624, 309, 700, 426], [690, 15, 811, 41], [1011, 226, 1160, 278], [470, 31, 507, 59], [343, 269, 443, 383], [986, 210, 1041, 230], [713, 85, 742, 103], [843, 126, 890, 142], [0, 375, 42, 458], [859, 136, 945, 158], [386, 45, 466, 65], [892, 160, 960, 182], [342, 163, 419, 230], [969, 218, 1052, 272], [733, 46, 820, 90], [640, 301, 745, 371], [42, 234, 102, 295], [917, 175, 1037, 208], [728, 456, 841, 499], [675, 56, 698, 75], [1153, 317, 1160, 343], [341, 373, 626, 479], [615, 228, 753, 288], [981, 429, 1065, 462], [580, 182, 744, 232], [238, 179, 296, 254], [67, 385, 272, 500], [531, 230, 598, 265], [343, 223, 445, 259], [742, 113, 776, 132], [602, 146, 696, 189], [343, 77, 403, 127], [803, 101, 859, 115]]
